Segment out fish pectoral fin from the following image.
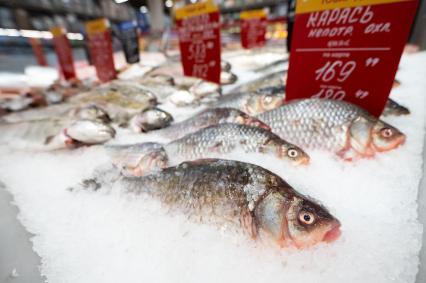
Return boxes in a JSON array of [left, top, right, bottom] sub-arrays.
[[336, 147, 358, 161], [240, 210, 258, 240]]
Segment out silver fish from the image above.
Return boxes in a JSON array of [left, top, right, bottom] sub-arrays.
[[155, 107, 271, 140], [119, 159, 341, 248], [129, 108, 173, 132], [229, 71, 287, 94], [210, 87, 284, 115], [382, 98, 410, 116], [64, 120, 115, 145], [257, 99, 406, 160], [111, 123, 309, 176], [220, 71, 238, 85]]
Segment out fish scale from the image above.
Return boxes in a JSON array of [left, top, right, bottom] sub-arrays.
[[258, 99, 368, 152], [164, 123, 295, 161]]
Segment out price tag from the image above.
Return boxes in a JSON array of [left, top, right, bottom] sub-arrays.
[[118, 21, 140, 64], [51, 27, 77, 80], [175, 1, 221, 84], [28, 38, 48, 66], [286, 0, 419, 117], [85, 18, 117, 82], [240, 9, 267, 49]]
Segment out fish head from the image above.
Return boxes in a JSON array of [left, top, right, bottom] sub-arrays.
[[77, 105, 111, 123], [230, 111, 271, 131], [132, 108, 173, 132], [285, 196, 341, 248], [129, 149, 169, 176], [245, 92, 284, 115], [255, 191, 340, 248], [371, 120, 406, 152], [64, 120, 116, 145], [263, 139, 310, 165]]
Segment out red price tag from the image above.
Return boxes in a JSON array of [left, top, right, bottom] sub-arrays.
[[286, 0, 419, 117], [240, 9, 267, 49], [85, 18, 116, 82], [51, 27, 76, 80], [175, 1, 221, 84]]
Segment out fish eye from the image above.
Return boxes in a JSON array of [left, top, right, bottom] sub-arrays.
[[380, 128, 393, 138], [298, 211, 315, 225], [263, 95, 273, 104], [287, 148, 299, 158]]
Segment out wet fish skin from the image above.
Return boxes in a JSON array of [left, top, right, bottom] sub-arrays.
[[211, 87, 284, 115], [163, 123, 309, 166], [72, 105, 112, 123], [382, 98, 410, 116], [107, 123, 309, 176], [257, 99, 406, 160], [121, 159, 340, 248], [129, 108, 173, 132], [156, 107, 270, 140], [65, 120, 115, 145], [229, 71, 287, 94]]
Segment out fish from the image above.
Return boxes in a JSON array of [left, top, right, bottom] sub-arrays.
[[229, 73, 406, 117], [229, 71, 287, 94], [118, 159, 341, 248], [69, 81, 157, 113], [128, 108, 173, 132], [105, 142, 165, 170], [0, 95, 33, 112], [221, 61, 232, 72], [210, 86, 285, 115], [382, 98, 410, 116], [109, 123, 310, 176], [155, 107, 271, 140], [257, 99, 406, 160], [0, 118, 115, 149], [220, 71, 238, 85], [0, 104, 111, 124], [64, 120, 116, 145]]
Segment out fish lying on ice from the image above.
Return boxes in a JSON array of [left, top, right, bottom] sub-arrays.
[[382, 98, 410, 116], [128, 108, 173, 132], [229, 71, 287, 94], [0, 117, 115, 149], [1, 104, 111, 124], [68, 81, 158, 123], [107, 123, 309, 175], [154, 107, 270, 140], [257, 99, 406, 160], [229, 71, 409, 117], [209, 86, 285, 115], [111, 159, 341, 248]]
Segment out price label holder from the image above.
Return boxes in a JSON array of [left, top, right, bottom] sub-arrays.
[[240, 9, 267, 49], [175, 1, 221, 84], [28, 38, 48, 66], [85, 18, 117, 82], [286, 0, 419, 117], [51, 27, 77, 80], [118, 21, 140, 64]]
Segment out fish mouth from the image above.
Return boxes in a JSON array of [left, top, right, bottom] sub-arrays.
[[322, 222, 341, 243]]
